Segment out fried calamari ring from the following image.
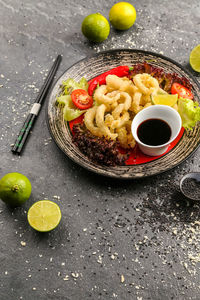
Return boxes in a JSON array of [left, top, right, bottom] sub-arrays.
[[119, 92, 132, 111], [106, 74, 134, 92], [112, 103, 124, 119], [84, 106, 101, 137], [94, 85, 120, 105], [96, 104, 118, 139], [133, 73, 159, 95], [140, 94, 151, 106], [130, 92, 142, 114], [111, 92, 132, 119], [116, 125, 136, 149], [110, 111, 130, 130]]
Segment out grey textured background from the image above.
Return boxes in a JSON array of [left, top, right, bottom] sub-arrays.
[[1, 1, 200, 299]]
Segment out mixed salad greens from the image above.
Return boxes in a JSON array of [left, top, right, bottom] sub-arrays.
[[56, 77, 89, 121]]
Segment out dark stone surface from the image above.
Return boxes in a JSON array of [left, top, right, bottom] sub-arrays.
[[1, 1, 200, 299]]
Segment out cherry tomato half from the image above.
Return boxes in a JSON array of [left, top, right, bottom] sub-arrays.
[[171, 83, 193, 99], [71, 89, 93, 110]]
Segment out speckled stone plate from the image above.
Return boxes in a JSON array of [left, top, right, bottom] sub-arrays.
[[47, 49, 200, 179]]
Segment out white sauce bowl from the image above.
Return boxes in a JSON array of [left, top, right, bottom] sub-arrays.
[[131, 105, 182, 156]]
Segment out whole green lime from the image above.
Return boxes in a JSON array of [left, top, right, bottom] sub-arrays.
[[109, 2, 137, 30], [0, 172, 32, 206], [81, 13, 110, 42]]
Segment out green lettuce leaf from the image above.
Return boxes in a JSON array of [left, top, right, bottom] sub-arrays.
[[56, 95, 85, 121], [62, 77, 88, 95], [78, 77, 89, 90], [178, 97, 200, 130], [56, 95, 71, 106]]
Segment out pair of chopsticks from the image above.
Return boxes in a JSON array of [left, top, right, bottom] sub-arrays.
[[12, 54, 62, 154]]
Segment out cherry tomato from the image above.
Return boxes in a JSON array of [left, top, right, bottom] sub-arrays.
[[71, 89, 93, 110], [171, 83, 193, 99]]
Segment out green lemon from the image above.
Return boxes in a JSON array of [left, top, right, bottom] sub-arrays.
[[109, 2, 136, 30], [189, 44, 200, 72], [81, 13, 110, 42], [27, 200, 62, 232], [151, 94, 178, 106], [0, 172, 32, 206]]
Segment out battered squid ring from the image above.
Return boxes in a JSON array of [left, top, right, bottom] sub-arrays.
[[111, 92, 132, 119], [116, 125, 136, 149], [106, 74, 134, 92], [112, 103, 124, 119], [119, 92, 132, 111], [110, 111, 130, 130], [96, 104, 118, 140], [133, 73, 159, 95], [94, 85, 121, 105], [130, 92, 142, 114], [84, 106, 102, 137]]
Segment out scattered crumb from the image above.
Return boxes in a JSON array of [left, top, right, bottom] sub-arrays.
[[63, 275, 69, 281], [97, 256, 102, 264], [71, 272, 79, 278]]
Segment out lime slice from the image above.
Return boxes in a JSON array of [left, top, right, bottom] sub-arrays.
[[190, 44, 200, 72], [27, 200, 62, 232], [151, 94, 178, 106]]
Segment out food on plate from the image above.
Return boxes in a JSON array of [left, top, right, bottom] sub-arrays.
[[55, 62, 200, 166], [0, 172, 31, 206], [27, 200, 62, 232], [109, 2, 136, 30], [85, 73, 160, 149], [189, 44, 200, 73], [81, 13, 110, 43]]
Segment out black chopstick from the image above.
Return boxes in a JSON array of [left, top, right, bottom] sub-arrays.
[[12, 54, 62, 154]]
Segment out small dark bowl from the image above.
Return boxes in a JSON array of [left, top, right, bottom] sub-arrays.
[[180, 172, 200, 201]]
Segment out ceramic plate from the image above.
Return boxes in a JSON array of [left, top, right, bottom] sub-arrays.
[[47, 49, 200, 179]]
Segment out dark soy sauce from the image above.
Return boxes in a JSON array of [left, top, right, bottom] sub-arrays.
[[137, 118, 172, 146]]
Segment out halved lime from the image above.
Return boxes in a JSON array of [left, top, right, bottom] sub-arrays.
[[27, 200, 62, 232], [151, 94, 178, 106], [190, 44, 200, 72]]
